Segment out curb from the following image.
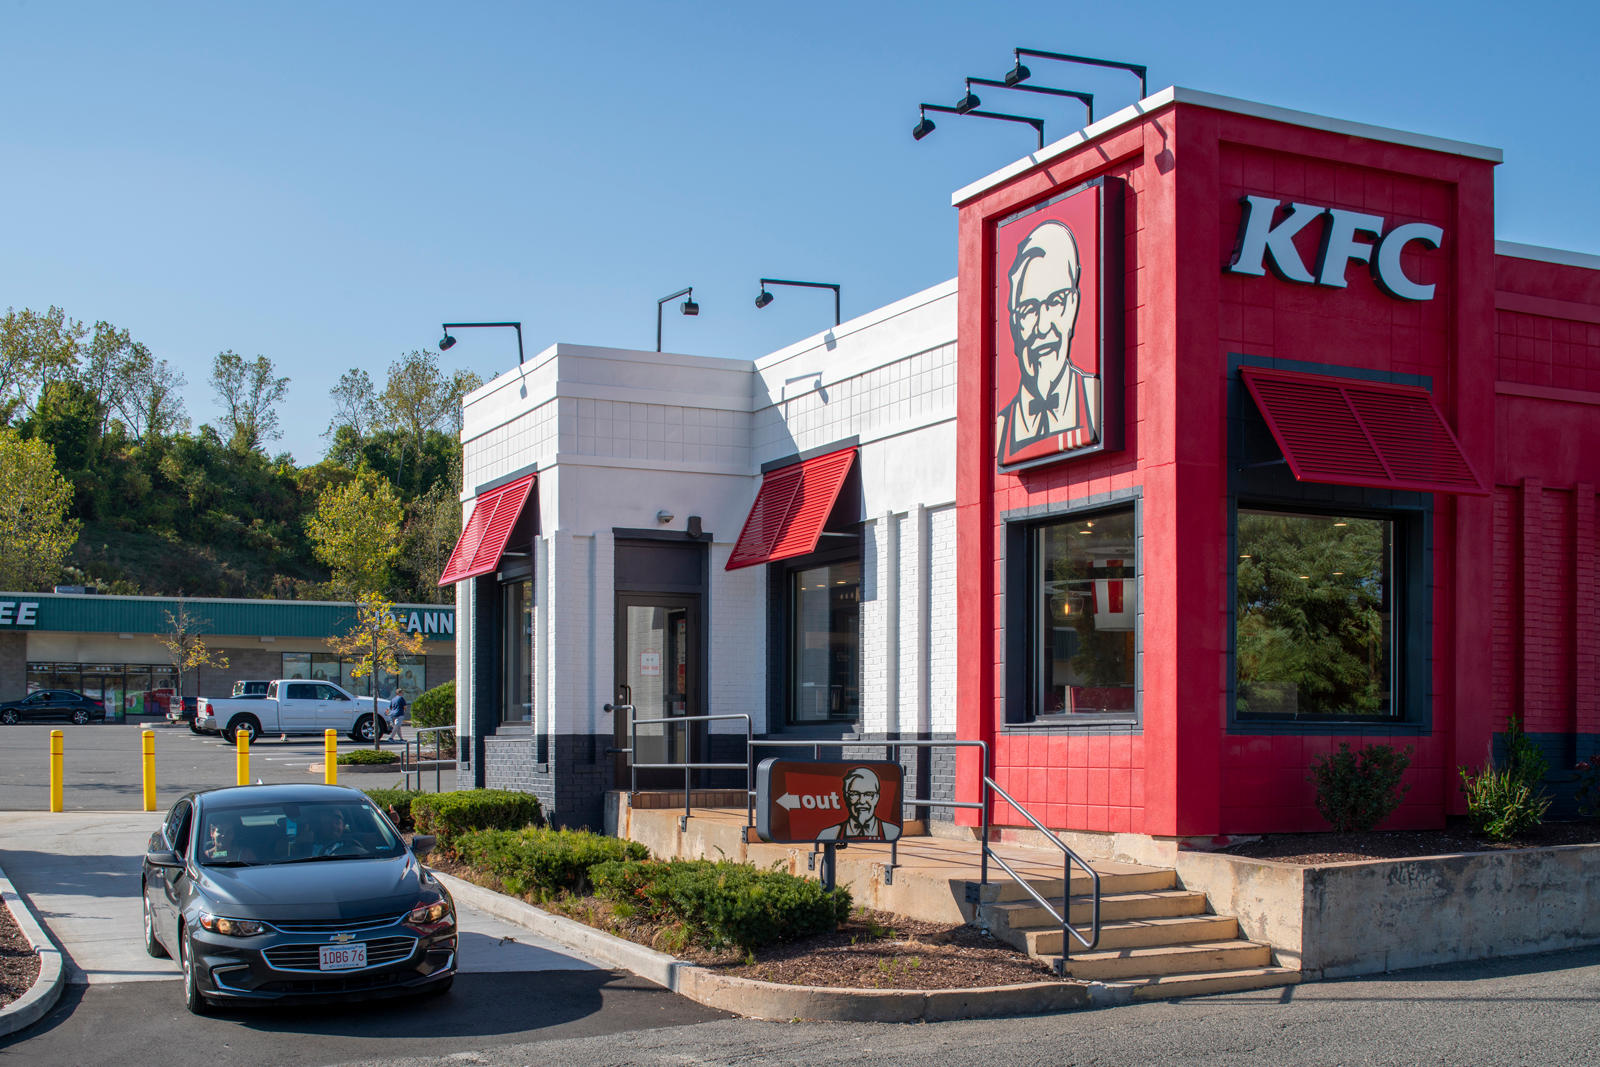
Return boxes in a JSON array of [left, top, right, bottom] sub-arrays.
[[0, 862, 66, 1039], [436, 872, 1122, 1021]]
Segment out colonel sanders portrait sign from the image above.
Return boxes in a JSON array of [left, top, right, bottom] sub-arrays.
[[994, 177, 1123, 471]]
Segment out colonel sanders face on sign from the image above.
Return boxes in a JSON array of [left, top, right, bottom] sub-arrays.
[[995, 214, 1102, 468]]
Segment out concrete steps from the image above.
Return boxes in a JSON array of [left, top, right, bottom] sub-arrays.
[[978, 874, 1300, 998]]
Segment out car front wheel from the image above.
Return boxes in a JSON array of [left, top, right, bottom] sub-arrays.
[[180, 930, 210, 1015], [143, 893, 168, 959]]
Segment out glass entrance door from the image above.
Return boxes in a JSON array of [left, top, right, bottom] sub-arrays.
[[614, 594, 700, 789]]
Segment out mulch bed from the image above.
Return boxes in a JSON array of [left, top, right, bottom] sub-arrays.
[[1217, 819, 1600, 865], [428, 850, 1060, 990], [0, 899, 41, 1008]]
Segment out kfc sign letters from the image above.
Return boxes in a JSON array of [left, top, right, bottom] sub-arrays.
[[994, 177, 1123, 472], [1228, 194, 1444, 301], [755, 759, 904, 844]]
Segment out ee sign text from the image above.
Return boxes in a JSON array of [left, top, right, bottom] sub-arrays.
[[1228, 195, 1444, 301]]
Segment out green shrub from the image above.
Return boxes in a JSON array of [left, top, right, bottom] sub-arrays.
[[365, 788, 415, 830], [412, 789, 542, 843], [1308, 743, 1412, 833], [1460, 765, 1550, 841], [452, 827, 648, 898], [1502, 712, 1549, 787], [338, 749, 399, 765], [589, 858, 852, 953], [410, 681, 456, 750], [1576, 757, 1600, 821]]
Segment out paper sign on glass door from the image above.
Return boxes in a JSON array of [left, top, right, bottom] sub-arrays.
[[639, 652, 661, 676]]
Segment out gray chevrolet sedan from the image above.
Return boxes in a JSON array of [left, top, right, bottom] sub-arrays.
[[142, 783, 457, 1013]]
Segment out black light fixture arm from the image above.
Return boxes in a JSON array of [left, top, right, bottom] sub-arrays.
[[656, 287, 697, 352], [1010, 48, 1147, 99], [918, 102, 1044, 150], [440, 321, 524, 365], [964, 76, 1094, 124], [756, 278, 841, 325]]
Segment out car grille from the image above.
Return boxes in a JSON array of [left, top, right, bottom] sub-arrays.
[[263, 936, 416, 972], [270, 914, 401, 934]]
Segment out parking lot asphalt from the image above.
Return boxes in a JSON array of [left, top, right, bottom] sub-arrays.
[[0, 719, 422, 812], [0, 811, 726, 1067]]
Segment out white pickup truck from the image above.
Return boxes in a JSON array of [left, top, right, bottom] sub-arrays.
[[195, 680, 392, 745]]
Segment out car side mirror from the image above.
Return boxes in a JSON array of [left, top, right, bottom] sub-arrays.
[[146, 848, 183, 870], [410, 834, 436, 858]]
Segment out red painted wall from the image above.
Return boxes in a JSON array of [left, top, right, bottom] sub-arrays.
[[950, 97, 1584, 839]]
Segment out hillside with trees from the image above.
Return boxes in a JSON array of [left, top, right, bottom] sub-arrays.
[[0, 305, 478, 603]]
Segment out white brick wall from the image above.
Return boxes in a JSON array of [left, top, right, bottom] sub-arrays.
[[858, 516, 888, 735], [708, 541, 767, 734], [928, 504, 958, 734]]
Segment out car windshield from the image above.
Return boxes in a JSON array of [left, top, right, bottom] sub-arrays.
[[197, 799, 404, 866]]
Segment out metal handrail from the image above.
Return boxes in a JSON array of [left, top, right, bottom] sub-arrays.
[[984, 775, 1100, 961], [620, 723, 1099, 962], [625, 705, 753, 827], [402, 725, 455, 793]]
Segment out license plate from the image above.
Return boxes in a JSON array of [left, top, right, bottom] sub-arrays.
[[319, 943, 367, 970]]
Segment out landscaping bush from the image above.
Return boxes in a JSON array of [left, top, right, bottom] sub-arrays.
[[1308, 742, 1412, 833], [365, 788, 415, 830], [410, 681, 456, 751], [589, 858, 852, 954], [452, 827, 648, 898], [1502, 712, 1550, 787], [412, 789, 543, 843], [1460, 765, 1550, 841], [338, 749, 399, 765]]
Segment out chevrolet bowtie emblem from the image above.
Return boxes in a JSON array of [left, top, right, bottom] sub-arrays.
[[329, 932, 356, 943]]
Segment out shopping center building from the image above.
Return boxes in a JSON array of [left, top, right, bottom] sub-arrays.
[[0, 592, 456, 713], [446, 86, 1600, 842]]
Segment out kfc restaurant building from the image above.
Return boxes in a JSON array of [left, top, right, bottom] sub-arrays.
[[450, 86, 1600, 848]]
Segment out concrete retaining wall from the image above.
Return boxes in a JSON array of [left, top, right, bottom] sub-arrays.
[[1176, 843, 1600, 979]]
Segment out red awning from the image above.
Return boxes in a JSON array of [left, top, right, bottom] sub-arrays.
[[437, 472, 536, 586], [726, 449, 857, 570], [1241, 367, 1487, 495]]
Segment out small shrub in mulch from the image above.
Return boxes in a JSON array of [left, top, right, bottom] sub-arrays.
[[338, 749, 399, 766], [589, 857, 852, 955], [451, 826, 647, 898], [412, 789, 543, 844], [365, 787, 415, 830]]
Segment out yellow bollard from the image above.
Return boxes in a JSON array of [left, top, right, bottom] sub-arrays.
[[141, 729, 157, 811], [325, 729, 338, 785], [49, 730, 63, 813], [236, 729, 250, 786]]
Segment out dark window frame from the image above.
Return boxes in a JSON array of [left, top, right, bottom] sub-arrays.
[[1003, 496, 1142, 729], [767, 537, 864, 737]]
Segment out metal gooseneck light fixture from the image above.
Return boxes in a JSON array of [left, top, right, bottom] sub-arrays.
[[438, 321, 525, 365], [754, 278, 841, 326], [656, 287, 699, 352], [913, 102, 1045, 150], [1004, 48, 1148, 100], [958, 76, 1095, 127]]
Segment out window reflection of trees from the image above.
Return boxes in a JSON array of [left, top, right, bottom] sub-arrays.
[[1235, 511, 1392, 719]]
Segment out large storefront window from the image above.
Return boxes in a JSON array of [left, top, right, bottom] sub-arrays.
[[1235, 510, 1393, 720], [1027, 506, 1137, 720], [501, 578, 533, 724], [788, 559, 860, 727], [281, 652, 427, 698], [28, 663, 177, 713]]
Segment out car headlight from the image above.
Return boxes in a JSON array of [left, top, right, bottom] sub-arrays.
[[407, 900, 451, 924], [198, 913, 267, 936]]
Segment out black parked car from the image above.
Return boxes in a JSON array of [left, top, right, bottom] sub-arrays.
[[142, 783, 457, 1013], [0, 690, 107, 725]]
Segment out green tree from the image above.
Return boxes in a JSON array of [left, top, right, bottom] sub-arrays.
[[112, 348, 189, 441], [155, 599, 230, 704], [0, 428, 79, 589], [328, 593, 425, 749], [378, 350, 481, 465], [210, 350, 289, 452], [306, 467, 404, 599], [399, 476, 462, 602], [0, 306, 85, 423], [327, 368, 379, 440]]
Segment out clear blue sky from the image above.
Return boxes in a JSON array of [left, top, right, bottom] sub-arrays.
[[3, 0, 1593, 463]]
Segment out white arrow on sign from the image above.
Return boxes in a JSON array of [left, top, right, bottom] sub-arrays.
[[777, 793, 800, 810]]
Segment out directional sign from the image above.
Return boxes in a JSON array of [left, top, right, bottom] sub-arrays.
[[755, 758, 904, 844]]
